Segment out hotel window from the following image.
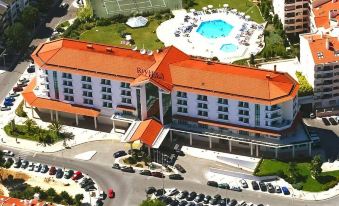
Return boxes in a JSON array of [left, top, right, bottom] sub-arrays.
[[198, 110, 208, 117], [177, 99, 187, 106], [218, 98, 228, 105], [101, 79, 111, 85], [53, 71, 59, 100], [121, 82, 130, 88], [102, 94, 112, 100], [63, 80, 72, 87], [62, 73, 72, 79], [122, 97, 132, 104], [63, 88, 73, 94], [102, 87, 111, 93], [81, 76, 91, 82], [177, 107, 187, 113], [46, 85, 49, 90], [177, 91, 187, 98], [218, 114, 228, 120], [238, 101, 249, 108], [103, 102, 112, 108], [82, 83, 92, 90], [83, 91, 93, 97], [239, 110, 249, 116], [83, 98, 93, 105], [198, 103, 208, 109], [64, 95, 74, 101], [197, 95, 207, 101], [218, 106, 228, 113], [239, 117, 249, 124], [45, 70, 48, 75], [121, 90, 131, 96], [255, 104, 260, 126]]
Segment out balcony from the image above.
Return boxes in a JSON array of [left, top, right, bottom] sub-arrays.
[[265, 113, 282, 120], [265, 105, 281, 112], [267, 119, 292, 129]]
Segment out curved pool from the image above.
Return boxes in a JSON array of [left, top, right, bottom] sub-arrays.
[[220, 44, 238, 52], [196, 20, 234, 39]]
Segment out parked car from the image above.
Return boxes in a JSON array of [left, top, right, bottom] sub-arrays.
[[322, 117, 331, 126], [34, 163, 42, 172], [239, 179, 248, 188], [218, 183, 229, 189], [84, 184, 96, 192], [282, 186, 290, 195], [27, 64, 35, 73], [9, 92, 20, 97], [203, 195, 211, 204], [4, 101, 13, 107], [151, 172, 164, 178], [17, 82, 27, 87], [113, 150, 127, 158], [112, 163, 120, 170], [251, 181, 259, 190], [21, 160, 29, 169], [168, 188, 179, 196], [259, 181, 267, 191], [107, 188, 115, 198], [178, 200, 187, 206], [13, 86, 23, 92], [169, 174, 183, 180], [13, 159, 21, 168], [194, 193, 204, 203], [72, 171, 83, 180], [170, 200, 179, 206], [229, 199, 237, 206], [139, 170, 151, 176], [177, 190, 188, 199], [96, 199, 103, 206], [40, 165, 49, 173], [155, 189, 165, 197], [329, 117, 338, 125], [64, 169, 74, 179], [5, 97, 15, 102], [186, 191, 197, 201], [81, 179, 94, 188], [28, 162, 35, 171], [56, 168, 63, 178], [49, 166, 57, 175], [19, 77, 29, 84], [230, 186, 242, 192], [98, 191, 106, 200], [267, 183, 275, 193], [275, 185, 281, 193], [145, 186, 156, 195], [120, 166, 135, 173], [207, 180, 218, 187], [2, 150, 14, 156], [175, 164, 186, 173], [1, 106, 11, 111]]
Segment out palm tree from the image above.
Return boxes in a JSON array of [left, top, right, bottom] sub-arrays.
[[48, 121, 63, 138], [10, 119, 16, 133], [36, 127, 46, 146], [61, 132, 74, 147], [24, 118, 36, 133]]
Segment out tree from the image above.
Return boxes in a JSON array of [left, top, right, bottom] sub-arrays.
[[250, 54, 255, 65], [48, 121, 63, 138], [10, 119, 16, 133], [46, 188, 57, 197], [24, 119, 36, 133], [61, 132, 74, 147], [74, 194, 84, 206], [311, 155, 323, 179], [77, 5, 93, 22], [20, 6, 39, 29], [34, 0, 53, 12], [36, 127, 47, 146], [288, 162, 298, 184], [140, 199, 166, 206], [4, 22, 29, 52], [273, 14, 279, 27]]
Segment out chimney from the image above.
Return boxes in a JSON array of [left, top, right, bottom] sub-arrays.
[[274, 65, 277, 72], [320, 32, 323, 38], [326, 38, 330, 50], [266, 74, 271, 79]]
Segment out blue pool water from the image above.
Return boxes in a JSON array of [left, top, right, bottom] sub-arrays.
[[196, 20, 234, 39], [220, 44, 238, 52]]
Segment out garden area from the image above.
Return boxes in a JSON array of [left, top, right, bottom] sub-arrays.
[[254, 158, 339, 192], [3, 119, 74, 146]]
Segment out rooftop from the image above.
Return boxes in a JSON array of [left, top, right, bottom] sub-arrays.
[[312, 0, 339, 29], [33, 38, 299, 105]]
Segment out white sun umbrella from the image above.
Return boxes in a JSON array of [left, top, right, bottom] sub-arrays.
[[190, 8, 195, 12], [239, 12, 245, 16], [223, 4, 228, 8], [125, 35, 132, 41], [202, 7, 207, 11], [208, 5, 213, 9], [126, 16, 148, 28], [245, 15, 251, 20]]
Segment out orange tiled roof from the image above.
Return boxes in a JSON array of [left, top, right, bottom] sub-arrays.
[[0, 196, 45, 206], [116, 105, 136, 112], [312, 0, 339, 29], [22, 78, 100, 117], [33, 39, 298, 105], [129, 119, 163, 146], [304, 33, 339, 64]]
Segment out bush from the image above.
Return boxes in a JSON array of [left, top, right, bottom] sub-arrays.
[[123, 156, 138, 165], [135, 163, 143, 168], [292, 183, 303, 190], [15, 101, 27, 117], [96, 18, 111, 26], [56, 27, 65, 33], [296, 71, 314, 97]]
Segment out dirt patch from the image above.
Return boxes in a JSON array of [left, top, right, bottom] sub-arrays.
[[0, 168, 29, 181], [0, 184, 9, 196]]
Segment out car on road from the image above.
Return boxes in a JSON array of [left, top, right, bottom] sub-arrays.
[[40, 165, 49, 173], [1, 106, 11, 111], [108, 188, 115, 198], [72, 171, 82, 180], [139, 170, 151, 176], [13, 159, 21, 168], [13, 86, 23, 92], [4, 101, 13, 107], [113, 150, 127, 158], [27, 63, 35, 73], [145, 186, 156, 195], [239, 179, 248, 188], [64, 169, 74, 179], [322, 117, 331, 126], [17, 82, 28, 87], [20, 160, 29, 169], [1, 150, 14, 156], [95, 199, 103, 206], [34, 163, 42, 172], [151, 172, 164, 178], [5, 97, 15, 102], [56, 168, 63, 178], [267, 183, 275, 193], [207, 180, 218, 187], [251, 181, 259, 190], [175, 164, 186, 173], [169, 174, 183, 180], [218, 183, 229, 189], [84, 184, 96, 192], [9, 92, 20, 97], [229, 199, 237, 206], [282, 186, 290, 195], [49, 166, 56, 175], [112, 163, 120, 170], [120, 166, 134, 173], [275, 185, 281, 193], [259, 181, 267, 191], [28, 162, 35, 171], [178, 200, 187, 206], [329, 117, 338, 125], [80, 179, 94, 188], [155, 189, 165, 197]]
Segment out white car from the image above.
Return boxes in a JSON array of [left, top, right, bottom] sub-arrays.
[[28, 162, 35, 171], [2, 150, 14, 156], [239, 179, 248, 188]]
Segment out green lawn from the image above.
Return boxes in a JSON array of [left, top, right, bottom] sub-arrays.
[[255, 159, 339, 192], [80, 18, 164, 51], [191, 0, 265, 23]]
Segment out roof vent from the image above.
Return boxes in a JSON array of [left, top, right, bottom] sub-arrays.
[[207, 60, 212, 65], [86, 44, 93, 49], [266, 74, 271, 79], [106, 47, 112, 52]]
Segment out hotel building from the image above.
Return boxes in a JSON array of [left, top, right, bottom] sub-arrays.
[[272, 0, 310, 36], [24, 38, 312, 158]]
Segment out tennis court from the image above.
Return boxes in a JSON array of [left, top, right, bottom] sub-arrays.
[[90, 0, 182, 17]]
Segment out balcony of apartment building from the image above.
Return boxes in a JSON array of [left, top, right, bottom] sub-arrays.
[[266, 119, 292, 129], [315, 79, 333, 87], [285, 5, 295, 12], [317, 65, 334, 73], [314, 93, 333, 100], [265, 112, 282, 121], [315, 73, 334, 80], [265, 105, 281, 113]]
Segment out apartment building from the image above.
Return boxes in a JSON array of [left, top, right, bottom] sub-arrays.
[[310, 0, 339, 33], [300, 33, 339, 109], [24, 39, 312, 158], [272, 0, 310, 36]]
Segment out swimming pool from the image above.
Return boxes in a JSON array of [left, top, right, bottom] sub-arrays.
[[196, 20, 234, 39], [220, 44, 238, 52]]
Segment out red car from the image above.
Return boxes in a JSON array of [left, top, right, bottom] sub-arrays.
[[49, 166, 56, 175], [108, 188, 115, 198], [151, 172, 165, 178], [13, 86, 23, 92], [71, 171, 82, 180]]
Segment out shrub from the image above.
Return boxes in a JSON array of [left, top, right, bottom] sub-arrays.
[[296, 71, 314, 97], [56, 27, 65, 33], [292, 183, 303, 190], [96, 18, 111, 26], [135, 163, 143, 168], [15, 101, 27, 117], [123, 156, 137, 165]]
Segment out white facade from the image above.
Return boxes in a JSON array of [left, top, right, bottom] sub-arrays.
[[0, 0, 29, 31]]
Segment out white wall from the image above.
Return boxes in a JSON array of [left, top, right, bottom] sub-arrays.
[[299, 34, 316, 88]]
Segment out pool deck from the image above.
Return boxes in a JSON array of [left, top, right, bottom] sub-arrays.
[[157, 9, 266, 63]]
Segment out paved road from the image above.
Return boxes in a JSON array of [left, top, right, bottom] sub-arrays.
[[0, 0, 77, 103]]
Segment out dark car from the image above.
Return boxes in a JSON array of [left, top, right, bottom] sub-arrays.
[[13, 159, 21, 168], [155, 189, 165, 197], [329, 117, 338, 125], [207, 180, 218, 187], [96, 199, 103, 206], [20, 160, 28, 169], [175, 164, 186, 173], [112, 163, 120, 170], [168, 188, 179, 196], [151, 171, 164, 178], [282, 186, 290, 195], [140, 170, 151, 176], [219, 198, 228, 206], [56, 168, 63, 178], [229, 199, 237, 206], [40, 165, 49, 173], [194, 193, 204, 203], [64, 170, 74, 179], [145, 186, 156, 195], [177, 190, 188, 199], [113, 150, 127, 158], [164, 196, 173, 205], [120, 166, 135, 173], [267, 183, 275, 193], [218, 183, 229, 189], [178, 200, 188, 206], [203, 195, 211, 204], [5, 97, 15, 102], [17, 82, 28, 87], [259, 181, 267, 191], [1, 106, 11, 111], [251, 181, 259, 190], [170, 200, 179, 206], [4, 101, 13, 107], [49, 166, 57, 175], [84, 184, 96, 191], [169, 174, 184, 180], [186, 191, 197, 201], [209, 198, 219, 205], [13, 86, 23, 92], [322, 118, 331, 126]]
